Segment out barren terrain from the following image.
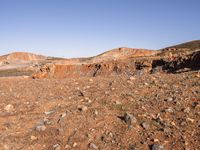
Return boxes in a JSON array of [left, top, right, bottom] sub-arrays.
[[0, 40, 200, 150]]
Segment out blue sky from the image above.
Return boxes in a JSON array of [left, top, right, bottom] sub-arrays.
[[0, 0, 199, 58]]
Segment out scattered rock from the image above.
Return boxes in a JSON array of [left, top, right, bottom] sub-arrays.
[[192, 102, 199, 108], [141, 121, 150, 130], [53, 144, 61, 150], [165, 97, 173, 102], [4, 104, 14, 112], [72, 142, 78, 148], [151, 143, 165, 150], [65, 144, 71, 149], [115, 100, 121, 105], [129, 144, 137, 150], [31, 135, 37, 140], [94, 110, 98, 115], [87, 99, 92, 103], [35, 124, 46, 132], [123, 113, 137, 128], [78, 105, 88, 112], [88, 143, 99, 150], [105, 91, 109, 95], [43, 118, 51, 125], [164, 107, 174, 113], [183, 107, 190, 113], [44, 110, 55, 115], [129, 76, 135, 81], [180, 120, 187, 126], [60, 112, 67, 118], [187, 117, 195, 123]]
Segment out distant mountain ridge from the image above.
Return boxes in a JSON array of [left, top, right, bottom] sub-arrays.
[[0, 52, 47, 62], [0, 40, 200, 62]]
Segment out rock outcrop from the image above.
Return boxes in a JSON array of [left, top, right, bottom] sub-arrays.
[[32, 49, 200, 79]]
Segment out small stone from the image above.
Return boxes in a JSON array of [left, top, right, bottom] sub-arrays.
[[87, 99, 92, 103], [44, 110, 55, 115], [197, 121, 200, 127], [187, 118, 195, 123], [94, 110, 98, 115], [129, 76, 135, 81], [105, 91, 109, 95], [65, 144, 71, 149], [127, 80, 133, 84], [3, 144, 10, 150], [171, 121, 176, 126], [88, 143, 98, 150], [153, 139, 159, 142], [78, 105, 88, 112], [151, 143, 165, 150], [53, 144, 61, 150], [196, 103, 200, 109], [180, 121, 187, 126], [89, 79, 93, 82], [141, 121, 150, 130], [60, 112, 67, 118], [4, 104, 14, 112], [129, 144, 137, 150], [108, 132, 113, 138], [115, 101, 121, 105], [183, 107, 190, 113], [31, 135, 37, 140], [164, 107, 174, 113], [35, 124, 46, 132], [163, 127, 171, 135], [165, 97, 173, 102], [43, 118, 51, 125], [72, 142, 77, 148], [192, 102, 198, 108], [123, 113, 137, 127]]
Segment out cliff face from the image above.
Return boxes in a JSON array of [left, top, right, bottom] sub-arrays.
[[30, 48, 157, 78]]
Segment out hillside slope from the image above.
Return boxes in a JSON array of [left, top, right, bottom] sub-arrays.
[[0, 52, 47, 62], [165, 40, 200, 50]]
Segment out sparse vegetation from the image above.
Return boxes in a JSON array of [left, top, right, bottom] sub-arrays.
[[0, 69, 33, 77]]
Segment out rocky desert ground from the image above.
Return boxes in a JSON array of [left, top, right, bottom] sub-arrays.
[[0, 41, 200, 150]]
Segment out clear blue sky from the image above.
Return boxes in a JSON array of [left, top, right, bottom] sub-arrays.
[[0, 0, 200, 58]]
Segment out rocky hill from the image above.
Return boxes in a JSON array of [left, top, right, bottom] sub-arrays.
[[165, 40, 200, 50], [32, 41, 200, 79], [0, 41, 200, 78]]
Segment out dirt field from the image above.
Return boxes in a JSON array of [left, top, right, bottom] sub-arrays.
[[0, 41, 200, 150], [0, 70, 200, 150]]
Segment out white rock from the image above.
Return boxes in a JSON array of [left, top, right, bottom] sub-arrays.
[[78, 105, 88, 112], [4, 104, 14, 112], [35, 124, 46, 132], [129, 76, 135, 81]]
